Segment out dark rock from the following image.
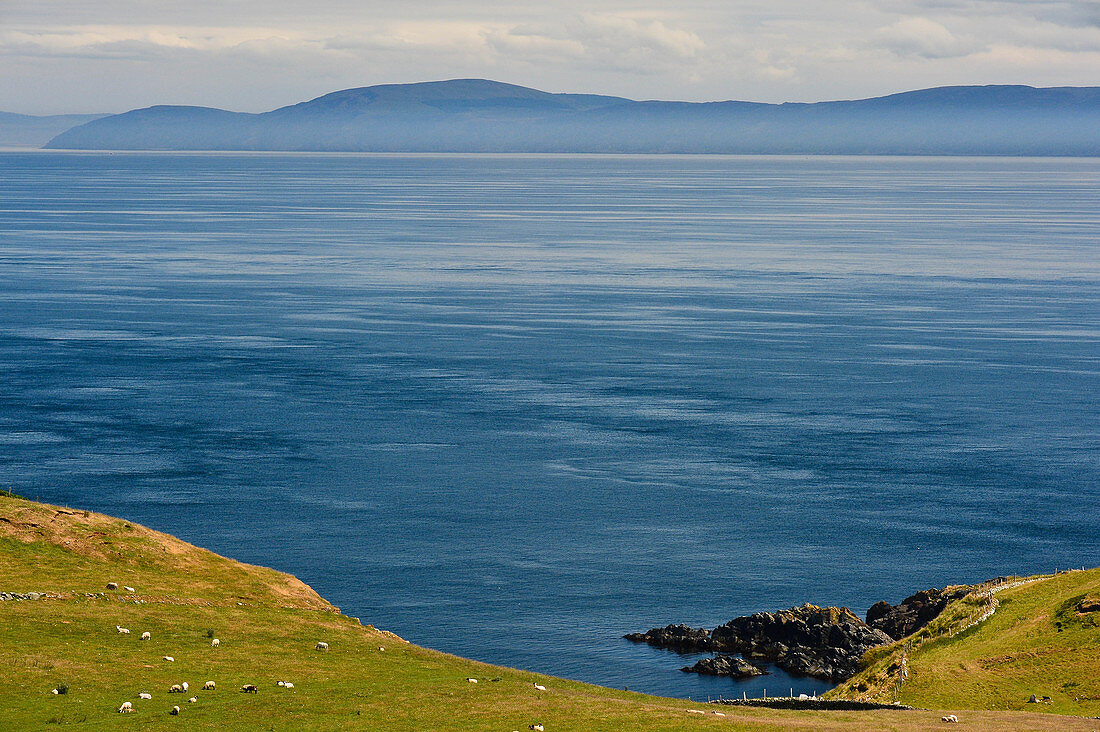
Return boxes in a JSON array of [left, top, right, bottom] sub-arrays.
[[623, 623, 713, 652], [681, 655, 767, 678], [629, 603, 893, 682], [865, 586, 972, 640]]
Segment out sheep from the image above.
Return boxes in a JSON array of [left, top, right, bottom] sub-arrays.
[[241, 684, 258, 694], [284, 682, 294, 689], [163, 656, 175, 662], [378, 646, 385, 652], [712, 711, 726, 717], [533, 683, 546, 691], [202, 681, 215, 691], [687, 709, 705, 714], [277, 681, 285, 687], [528, 725, 544, 732], [107, 582, 118, 590], [124, 586, 135, 593], [169, 684, 183, 694], [118, 701, 132, 713], [116, 625, 130, 634], [169, 705, 180, 715], [139, 693, 152, 700], [315, 641, 328, 651], [188, 697, 197, 703], [181, 682, 189, 692], [141, 631, 151, 641], [466, 678, 478, 683], [942, 715, 959, 723], [211, 638, 220, 648]]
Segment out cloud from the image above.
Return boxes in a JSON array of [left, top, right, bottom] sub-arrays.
[[873, 17, 986, 58], [1, 1, 1098, 114]]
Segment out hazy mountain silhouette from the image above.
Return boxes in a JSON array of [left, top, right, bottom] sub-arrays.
[[44, 79, 1100, 155], [0, 112, 109, 149]]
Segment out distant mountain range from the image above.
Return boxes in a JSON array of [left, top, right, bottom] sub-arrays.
[[0, 112, 109, 149], [39, 79, 1100, 155]]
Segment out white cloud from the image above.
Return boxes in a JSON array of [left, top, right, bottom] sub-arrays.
[[0, 1, 1097, 114]]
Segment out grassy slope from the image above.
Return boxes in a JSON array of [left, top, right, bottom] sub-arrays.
[[831, 570, 1100, 717], [1, 494, 1094, 731]]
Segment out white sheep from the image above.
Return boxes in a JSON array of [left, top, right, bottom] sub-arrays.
[[211, 638, 220, 648], [187, 697, 197, 703], [124, 586, 135, 593], [163, 656, 175, 662], [107, 582, 118, 590], [315, 641, 328, 651], [116, 625, 130, 634], [378, 646, 385, 651], [284, 682, 294, 689], [139, 693, 152, 700], [466, 678, 478, 683], [943, 715, 959, 724], [687, 709, 705, 714], [528, 725, 544, 732], [277, 681, 285, 687], [140, 631, 151, 641], [118, 701, 132, 713], [202, 681, 215, 691], [181, 682, 189, 692], [169, 684, 183, 694], [169, 705, 180, 715], [533, 683, 546, 691], [712, 711, 726, 717]]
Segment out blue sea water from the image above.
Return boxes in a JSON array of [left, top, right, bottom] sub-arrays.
[[0, 152, 1097, 699]]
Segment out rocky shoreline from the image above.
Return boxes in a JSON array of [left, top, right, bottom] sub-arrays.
[[625, 584, 974, 683]]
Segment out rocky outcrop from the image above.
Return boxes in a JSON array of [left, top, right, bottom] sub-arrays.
[[865, 586, 971, 640], [627, 604, 893, 682], [681, 655, 766, 678], [709, 604, 893, 681], [623, 623, 713, 652]]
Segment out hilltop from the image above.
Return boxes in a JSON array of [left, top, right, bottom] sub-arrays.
[[1, 492, 1096, 730], [43, 79, 1100, 155]]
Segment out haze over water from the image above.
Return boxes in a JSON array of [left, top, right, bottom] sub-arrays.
[[1, 152, 1097, 698]]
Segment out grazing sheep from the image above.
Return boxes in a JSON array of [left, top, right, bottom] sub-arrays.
[[242, 684, 258, 694], [466, 678, 478, 683], [211, 638, 220, 648], [712, 711, 726, 717], [188, 697, 197, 703], [378, 646, 385, 651], [163, 656, 175, 662], [116, 625, 130, 634], [277, 681, 285, 687], [528, 725, 544, 732], [50, 689, 59, 695], [533, 683, 546, 691], [284, 682, 294, 689], [141, 631, 151, 641], [202, 681, 215, 691], [181, 682, 189, 692], [169, 705, 180, 715], [169, 684, 183, 694], [124, 586, 135, 593], [107, 582, 118, 590], [315, 641, 328, 651], [118, 701, 132, 713], [942, 715, 959, 723], [139, 693, 152, 700]]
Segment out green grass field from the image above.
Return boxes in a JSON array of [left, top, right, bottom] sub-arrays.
[[2, 493, 1096, 730], [832, 568, 1100, 716]]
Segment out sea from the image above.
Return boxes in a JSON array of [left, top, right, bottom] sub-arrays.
[[0, 151, 1097, 699]]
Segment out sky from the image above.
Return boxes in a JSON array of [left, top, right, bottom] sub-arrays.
[[1, 0, 1098, 114]]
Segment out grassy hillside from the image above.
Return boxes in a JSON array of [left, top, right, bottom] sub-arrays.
[[1, 493, 1094, 731], [830, 569, 1100, 716]]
